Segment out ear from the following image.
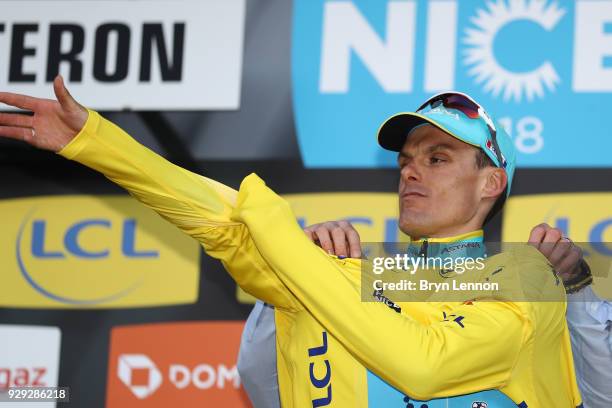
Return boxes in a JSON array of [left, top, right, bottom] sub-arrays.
[[481, 167, 507, 200]]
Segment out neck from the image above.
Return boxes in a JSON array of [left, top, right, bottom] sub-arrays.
[[410, 229, 484, 243]]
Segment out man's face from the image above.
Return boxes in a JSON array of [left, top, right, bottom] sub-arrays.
[[397, 124, 488, 238]]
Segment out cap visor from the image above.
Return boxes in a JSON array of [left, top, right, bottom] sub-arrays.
[[378, 112, 445, 152]]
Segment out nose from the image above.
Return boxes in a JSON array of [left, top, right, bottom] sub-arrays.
[[399, 160, 421, 182]]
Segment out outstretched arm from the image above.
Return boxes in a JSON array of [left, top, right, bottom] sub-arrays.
[[0, 78, 299, 310]]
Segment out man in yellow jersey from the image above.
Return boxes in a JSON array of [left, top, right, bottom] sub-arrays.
[[0, 78, 584, 407]]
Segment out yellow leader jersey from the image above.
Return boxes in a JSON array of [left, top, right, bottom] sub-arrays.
[[58, 111, 583, 408]]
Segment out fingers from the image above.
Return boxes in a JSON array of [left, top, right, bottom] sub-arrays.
[[528, 223, 548, 247], [346, 230, 362, 258], [303, 220, 363, 258], [303, 228, 315, 242], [330, 221, 362, 257], [536, 225, 563, 258], [53, 75, 77, 109], [0, 112, 34, 128], [330, 225, 349, 257], [304, 223, 335, 254], [0, 125, 32, 142], [313, 225, 334, 255], [0, 92, 37, 111], [528, 222, 585, 282], [339, 221, 362, 258], [547, 238, 572, 266], [556, 244, 583, 280]]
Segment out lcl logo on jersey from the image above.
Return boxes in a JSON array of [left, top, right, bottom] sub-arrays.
[[0, 196, 199, 308], [292, 0, 612, 168], [308, 332, 332, 407], [106, 322, 249, 407]]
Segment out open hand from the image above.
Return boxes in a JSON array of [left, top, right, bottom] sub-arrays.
[[0, 76, 88, 152]]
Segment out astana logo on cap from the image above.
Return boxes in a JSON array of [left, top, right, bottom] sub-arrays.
[[463, 0, 566, 102], [429, 105, 460, 120]]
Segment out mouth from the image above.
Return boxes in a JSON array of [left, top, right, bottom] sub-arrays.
[[401, 190, 427, 200]]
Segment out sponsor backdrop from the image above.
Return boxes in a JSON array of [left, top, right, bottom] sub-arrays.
[[106, 322, 247, 407], [0, 0, 610, 407], [293, 0, 612, 168], [0, 196, 199, 309], [0, 325, 61, 408], [0, 0, 246, 110]]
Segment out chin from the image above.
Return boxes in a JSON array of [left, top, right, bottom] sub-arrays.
[[398, 214, 433, 238]]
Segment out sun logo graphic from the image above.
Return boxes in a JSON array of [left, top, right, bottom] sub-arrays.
[[117, 354, 163, 399], [463, 0, 566, 102]]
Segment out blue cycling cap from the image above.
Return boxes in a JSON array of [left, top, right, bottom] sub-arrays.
[[377, 92, 516, 197]]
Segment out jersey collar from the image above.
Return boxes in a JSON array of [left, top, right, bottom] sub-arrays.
[[407, 230, 486, 260]]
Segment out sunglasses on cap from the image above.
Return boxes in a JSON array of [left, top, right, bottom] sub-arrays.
[[416, 92, 507, 169]]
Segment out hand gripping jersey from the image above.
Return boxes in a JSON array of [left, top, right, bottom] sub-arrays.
[[58, 111, 583, 408]]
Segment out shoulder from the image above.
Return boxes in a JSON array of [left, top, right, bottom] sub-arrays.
[[482, 244, 565, 302], [485, 244, 550, 269]]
